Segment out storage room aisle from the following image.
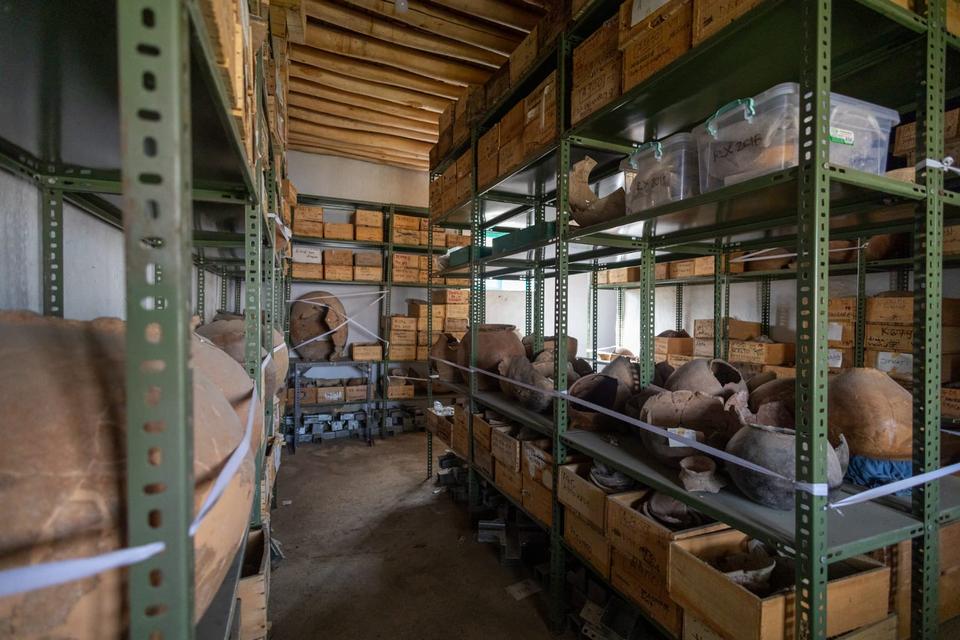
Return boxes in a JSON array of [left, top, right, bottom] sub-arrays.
[[268, 433, 556, 640]]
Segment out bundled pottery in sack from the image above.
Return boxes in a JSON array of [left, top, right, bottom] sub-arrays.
[[195, 319, 288, 397], [726, 423, 848, 509], [456, 324, 525, 390], [289, 290, 348, 361], [635, 389, 734, 465], [0, 312, 255, 639], [828, 368, 912, 459], [569, 156, 625, 227], [664, 358, 747, 398], [522, 334, 578, 362], [568, 373, 622, 431], [499, 356, 554, 412]]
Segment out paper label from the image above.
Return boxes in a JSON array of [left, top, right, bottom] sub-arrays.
[[667, 427, 697, 448], [828, 348, 843, 368], [829, 127, 855, 145], [876, 351, 912, 373], [631, 0, 671, 26], [827, 322, 844, 342]]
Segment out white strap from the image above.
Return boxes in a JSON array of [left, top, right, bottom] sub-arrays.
[[920, 156, 960, 176]]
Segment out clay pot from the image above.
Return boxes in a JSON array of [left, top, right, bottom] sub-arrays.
[[746, 370, 777, 393], [828, 368, 912, 459], [624, 385, 667, 418], [636, 390, 733, 465], [726, 423, 848, 509], [430, 332, 461, 382], [499, 356, 553, 412], [679, 456, 726, 493], [197, 321, 288, 398], [573, 358, 595, 377], [829, 239, 857, 264], [641, 492, 709, 530], [568, 373, 621, 430], [0, 312, 254, 638], [664, 358, 747, 398], [569, 156, 627, 227], [600, 356, 642, 411], [522, 334, 578, 361], [865, 233, 909, 261], [654, 361, 675, 387], [532, 349, 579, 386], [748, 377, 796, 429], [289, 290, 348, 361], [744, 248, 792, 271], [457, 324, 525, 390]]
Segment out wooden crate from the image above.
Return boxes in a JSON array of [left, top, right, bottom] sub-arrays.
[[293, 219, 323, 238], [472, 413, 493, 451], [351, 343, 382, 361], [694, 318, 762, 340], [324, 222, 354, 240], [355, 226, 383, 242], [389, 344, 417, 361], [323, 249, 352, 265], [491, 425, 524, 472], [728, 340, 795, 365], [387, 382, 415, 399], [323, 265, 352, 281], [622, 0, 692, 92], [344, 384, 368, 401], [521, 472, 553, 526], [354, 251, 381, 267], [354, 209, 383, 227], [383, 315, 418, 332], [692, 0, 764, 46], [238, 527, 270, 640], [495, 459, 522, 502], [354, 266, 382, 282], [291, 263, 324, 280], [317, 386, 344, 403], [565, 509, 612, 578], [558, 462, 610, 531], [654, 337, 694, 357]]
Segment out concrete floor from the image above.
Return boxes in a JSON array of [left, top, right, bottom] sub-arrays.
[[268, 432, 556, 640]]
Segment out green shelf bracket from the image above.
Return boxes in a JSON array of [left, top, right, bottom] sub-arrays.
[[794, 2, 832, 637], [911, 1, 946, 637], [119, 1, 195, 637], [760, 276, 771, 338], [40, 187, 64, 317]]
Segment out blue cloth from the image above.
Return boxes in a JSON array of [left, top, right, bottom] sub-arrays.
[[844, 455, 913, 496]]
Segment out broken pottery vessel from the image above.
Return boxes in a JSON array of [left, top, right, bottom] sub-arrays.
[[499, 356, 554, 412], [289, 290, 348, 361], [457, 324, 525, 390], [664, 358, 747, 398]]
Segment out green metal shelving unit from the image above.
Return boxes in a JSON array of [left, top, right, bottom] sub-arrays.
[[427, 0, 960, 637], [0, 1, 288, 636]]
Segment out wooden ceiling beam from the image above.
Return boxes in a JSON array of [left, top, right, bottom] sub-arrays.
[[428, 0, 541, 31], [288, 76, 439, 124], [290, 62, 449, 112], [290, 45, 460, 100], [304, 0, 504, 67], [288, 142, 429, 170], [288, 118, 434, 156], [288, 92, 437, 136], [287, 132, 429, 162], [304, 22, 490, 86], [339, 0, 522, 55], [287, 105, 438, 143]]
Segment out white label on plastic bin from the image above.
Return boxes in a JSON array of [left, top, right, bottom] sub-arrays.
[[877, 351, 911, 373], [828, 348, 843, 368], [666, 427, 697, 448], [829, 127, 855, 145]]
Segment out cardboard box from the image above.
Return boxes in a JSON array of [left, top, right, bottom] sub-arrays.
[[670, 529, 890, 640], [344, 384, 368, 401], [565, 509, 612, 578], [474, 447, 495, 479], [354, 266, 382, 282], [317, 386, 345, 403], [655, 336, 694, 356], [324, 265, 352, 281], [865, 324, 960, 354], [291, 263, 324, 280], [728, 340, 795, 365], [292, 246, 323, 264], [473, 414, 492, 451], [351, 343, 382, 361], [323, 223, 354, 240], [668, 259, 696, 279], [384, 316, 418, 332], [355, 225, 382, 242], [622, 0, 692, 92], [431, 289, 469, 304], [478, 123, 499, 188], [866, 293, 960, 326], [354, 251, 381, 267], [293, 219, 324, 238], [389, 344, 417, 361], [692, 0, 764, 45], [389, 329, 417, 345], [495, 459, 523, 502], [498, 137, 524, 176], [323, 249, 352, 266], [558, 463, 610, 531], [353, 209, 383, 227], [693, 318, 762, 341], [509, 25, 539, 85], [893, 107, 959, 156], [501, 100, 526, 142], [829, 297, 857, 323], [521, 439, 555, 488], [572, 16, 622, 125], [521, 472, 553, 526]]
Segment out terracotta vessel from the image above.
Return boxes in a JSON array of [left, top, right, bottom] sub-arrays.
[[568, 373, 621, 430], [522, 334, 578, 361], [748, 377, 796, 429], [664, 358, 747, 398], [430, 332, 462, 384], [569, 156, 626, 228], [499, 356, 553, 412], [601, 356, 642, 410], [636, 390, 732, 465], [744, 248, 792, 271], [457, 324, 525, 390], [197, 319, 288, 398], [829, 239, 857, 263], [865, 233, 909, 261], [653, 361, 675, 387], [532, 349, 579, 385], [0, 312, 254, 638], [828, 368, 912, 459], [289, 290, 348, 361], [726, 423, 848, 509]]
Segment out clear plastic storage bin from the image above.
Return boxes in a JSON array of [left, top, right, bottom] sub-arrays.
[[622, 133, 700, 214], [693, 82, 900, 192]]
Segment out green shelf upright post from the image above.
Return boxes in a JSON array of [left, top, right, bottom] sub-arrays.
[[245, 201, 264, 528], [40, 187, 64, 317], [675, 283, 683, 333], [794, 1, 832, 637], [534, 194, 545, 354], [234, 276, 241, 314], [220, 266, 228, 313], [855, 238, 867, 367], [639, 240, 654, 387], [760, 276, 771, 338], [912, 0, 946, 636], [468, 133, 483, 511], [383, 204, 395, 440], [592, 260, 599, 371], [713, 246, 723, 359], [118, 0, 195, 637], [196, 253, 205, 320], [616, 287, 624, 349], [426, 200, 434, 478]]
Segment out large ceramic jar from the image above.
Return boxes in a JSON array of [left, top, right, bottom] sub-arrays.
[[289, 290, 348, 361], [828, 368, 912, 459], [456, 324, 525, 390]]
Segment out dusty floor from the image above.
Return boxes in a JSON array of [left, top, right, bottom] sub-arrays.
[[268, 432, 556, 640]]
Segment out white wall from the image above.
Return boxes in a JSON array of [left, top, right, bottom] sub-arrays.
[[286, 151, 429, 207]]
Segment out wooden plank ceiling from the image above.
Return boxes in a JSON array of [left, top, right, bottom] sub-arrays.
[[286, 0, 546, 170]]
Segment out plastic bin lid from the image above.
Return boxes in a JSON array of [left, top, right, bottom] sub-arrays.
[[623, 132, 696, 168]]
